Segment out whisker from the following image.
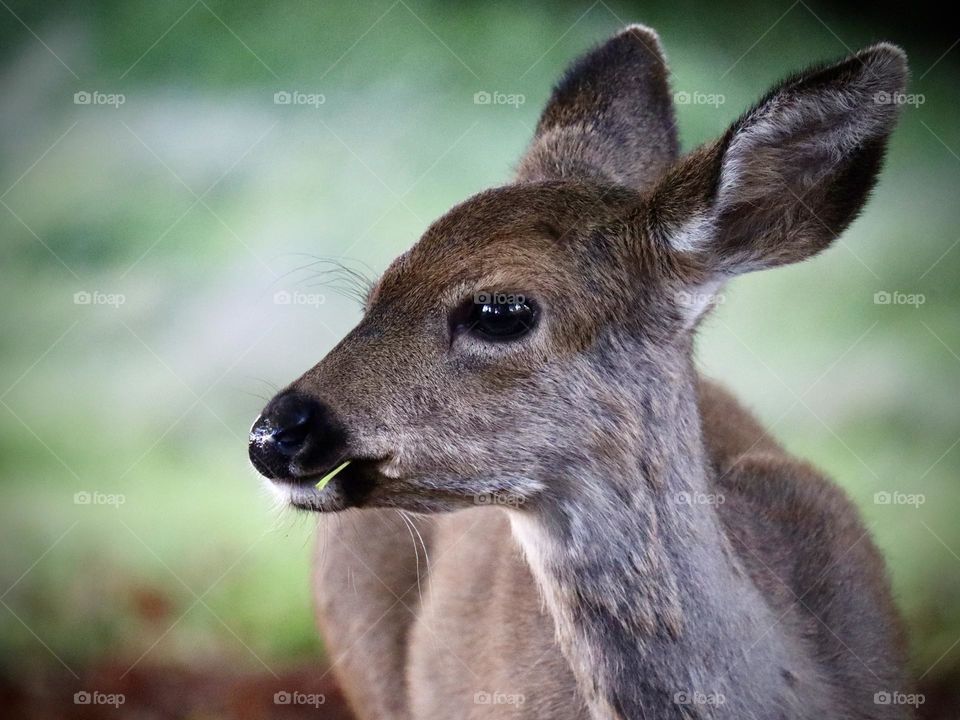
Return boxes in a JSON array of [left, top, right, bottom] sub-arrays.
[[397, 510, 424, 606], [402, 510, 432, 592], [272, 255, 377, 309]]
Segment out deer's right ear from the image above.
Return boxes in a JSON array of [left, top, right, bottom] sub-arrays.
[[649, 43, 908, 297], [516, 24, 678, 191]]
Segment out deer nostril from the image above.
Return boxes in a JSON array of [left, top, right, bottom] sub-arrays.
[[273, 409, 312, 455], [267, 396, 317, 456]]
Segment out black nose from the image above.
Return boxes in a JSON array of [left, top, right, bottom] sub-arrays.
[[248, 393, 347, 481], [271, 398, 313, 456]]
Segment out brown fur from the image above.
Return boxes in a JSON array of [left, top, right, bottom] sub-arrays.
[[250, 24, 912, 720]]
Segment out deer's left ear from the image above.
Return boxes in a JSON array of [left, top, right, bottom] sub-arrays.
[[649, 43, 907, 288]]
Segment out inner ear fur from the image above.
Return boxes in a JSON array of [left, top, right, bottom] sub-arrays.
[[648, 42, 908, 279]]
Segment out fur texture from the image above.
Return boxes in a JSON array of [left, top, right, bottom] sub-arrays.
[[251, 24, 912, 720]]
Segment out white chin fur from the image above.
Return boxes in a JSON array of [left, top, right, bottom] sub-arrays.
[[263, 477, 295, 505], [260, 475, 351, 513]]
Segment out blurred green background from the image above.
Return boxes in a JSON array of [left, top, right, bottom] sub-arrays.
[[1, 0, 958, 716]]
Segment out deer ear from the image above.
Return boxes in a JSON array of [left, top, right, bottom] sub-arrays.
[[650, 43, 907, 289], [516, 24, 678, 191]]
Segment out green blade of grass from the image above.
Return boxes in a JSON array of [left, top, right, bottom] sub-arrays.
[[315, 461, 351, 490]]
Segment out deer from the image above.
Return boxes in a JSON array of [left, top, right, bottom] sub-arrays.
[[249, 24, 912, 720]]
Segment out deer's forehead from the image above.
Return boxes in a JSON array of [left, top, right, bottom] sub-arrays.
[[367, 183, 641, 310], [371, 234, 568, 309]]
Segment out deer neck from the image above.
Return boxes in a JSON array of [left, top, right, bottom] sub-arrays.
[[508, 360, 791, 719]]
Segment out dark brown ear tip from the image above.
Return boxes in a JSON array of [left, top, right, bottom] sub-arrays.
[[611, 23, 667, 62], [861, 42, 908, 66], [858, 42, 910, 85]]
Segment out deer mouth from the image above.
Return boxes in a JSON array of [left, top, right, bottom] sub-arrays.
[[273, 457, 387, 512]]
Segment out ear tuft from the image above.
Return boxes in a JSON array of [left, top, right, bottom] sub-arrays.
[[516, 25, 678, 191]]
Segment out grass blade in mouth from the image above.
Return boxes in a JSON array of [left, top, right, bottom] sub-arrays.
[[315, 461, 351, 490]]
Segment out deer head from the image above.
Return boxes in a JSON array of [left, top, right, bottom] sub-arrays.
[[249, 25, 906, 517]]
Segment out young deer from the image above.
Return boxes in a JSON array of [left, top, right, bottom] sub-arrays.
[[250, 25, 911, 720]]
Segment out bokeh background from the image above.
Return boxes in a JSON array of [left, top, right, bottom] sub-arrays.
[[1, 1, 958, 717]]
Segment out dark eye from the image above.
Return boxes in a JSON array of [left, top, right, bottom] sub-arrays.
[[463, 294, 537, 342]]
